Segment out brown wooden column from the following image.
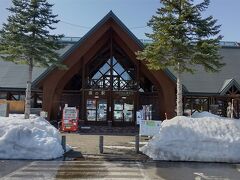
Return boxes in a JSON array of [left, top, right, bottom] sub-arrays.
[[109, 29, 113, 125], [81, 57, 86, 122], [134, 91, 138, 125], [42, 85, 55, 120], [162, 86, 176, 119], [237, 99, 240, 119], [51, 89, 61, 120], [136, 60, 140, 112], [81, 90, 85, 122]]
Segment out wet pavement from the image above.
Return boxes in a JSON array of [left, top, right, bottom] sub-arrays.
[[1, 160, 146, 179], [0, 160, 32, 178], [1, 159, 240, 179], [143, 161, 240, 180]]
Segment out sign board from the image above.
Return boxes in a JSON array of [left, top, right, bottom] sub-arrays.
[[40, 111, 48, 118], [0, 103, 9, 117], [63, 107, 78, 119], [142, 105, 152, 120], [139, 120, 162, 136], [136, 111, 143, 125]]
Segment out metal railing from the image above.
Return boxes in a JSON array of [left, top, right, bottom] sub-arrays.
[[59, 37, 240, 47]]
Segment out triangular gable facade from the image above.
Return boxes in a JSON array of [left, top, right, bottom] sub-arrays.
[[220, 79, 240, 95], [36, 11, 176, 122]]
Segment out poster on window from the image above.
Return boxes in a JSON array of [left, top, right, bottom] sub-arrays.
[[87, 99, 96, 109], [87, 110, 96, 121], [63, 107, 78, 119]]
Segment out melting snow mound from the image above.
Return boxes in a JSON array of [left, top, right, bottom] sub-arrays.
[[192, 111, 220, 118], [0, 115, 64, 159], [141, 114, 240, 162]]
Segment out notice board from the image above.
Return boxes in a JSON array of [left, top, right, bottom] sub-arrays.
[[139, 120, 162, 136]]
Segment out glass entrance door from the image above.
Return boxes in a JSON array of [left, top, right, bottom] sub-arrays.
[[85, 91, 135, 124], [86, 99, 107, 122], [113, 98, 134, 122]]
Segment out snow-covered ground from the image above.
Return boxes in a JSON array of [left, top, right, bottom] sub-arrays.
[[0, 114, 65, 160], [141, 112, 240, 162]]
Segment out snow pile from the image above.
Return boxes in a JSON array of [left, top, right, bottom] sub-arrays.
[[0, 115, 64, 159], [192, 111, 220, 118], [141, 114, 240, 162]]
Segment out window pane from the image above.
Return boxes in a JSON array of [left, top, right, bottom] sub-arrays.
[[112, 58, 117, 65], [122, 71, 131, 80], [86, 99, 96, 109], [97, 110, 107, 121], [100, 63, 110, 74], [124, 111, 133, 122], [114, 100, 123, 110], [0, 93, 7, 99], [124, 103, 134, 110], [92, 72, 101, 79], [87, 110, 96, 121], [113, 63, 124, 75], [97, 99, 107, 121], [98, 99, 107, 109], [114, 111, 123, 121]]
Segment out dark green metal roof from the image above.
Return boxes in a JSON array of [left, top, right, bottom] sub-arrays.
[[0, 43, 74, 89]]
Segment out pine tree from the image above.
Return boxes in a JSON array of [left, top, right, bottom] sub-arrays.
[[137, 0, 224, 116], [0, 0, 64, 119]]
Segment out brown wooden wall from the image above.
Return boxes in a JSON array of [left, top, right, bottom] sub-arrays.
[[37, 18, 176, 120]]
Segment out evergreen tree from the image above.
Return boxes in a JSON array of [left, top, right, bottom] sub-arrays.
[[137, 0, 224, 116], [0, 0, 64, 119]]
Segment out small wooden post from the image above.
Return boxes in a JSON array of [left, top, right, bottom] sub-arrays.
[[135, 135, 139, 153], [99, 136, 104, 154], [61, 135, 66, 153]]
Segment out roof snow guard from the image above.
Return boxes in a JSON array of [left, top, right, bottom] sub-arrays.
[[220, 41, 240, 47]]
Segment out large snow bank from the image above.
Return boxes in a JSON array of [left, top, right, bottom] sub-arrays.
[[0, 115, 64, 159], [192, 111, 220, 118], [141, 114, 240, 162]]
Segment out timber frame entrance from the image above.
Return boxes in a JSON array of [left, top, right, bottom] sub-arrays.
[[33, 11, 176, 125], [82, 32, 138, 125]]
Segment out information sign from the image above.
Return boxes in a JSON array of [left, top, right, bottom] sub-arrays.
[[136, 111, 143, 125], [0, 103, 9, 117], [63, 107, 78, 119], [139, 120, 162, 136]]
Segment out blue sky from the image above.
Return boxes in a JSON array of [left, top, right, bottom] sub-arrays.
[[0, 0, 239, 41]]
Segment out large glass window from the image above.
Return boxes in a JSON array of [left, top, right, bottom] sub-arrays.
[[89, 57, 135, 90]]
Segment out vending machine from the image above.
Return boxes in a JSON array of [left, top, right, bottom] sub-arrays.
[[61, 106, 79, 132]]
